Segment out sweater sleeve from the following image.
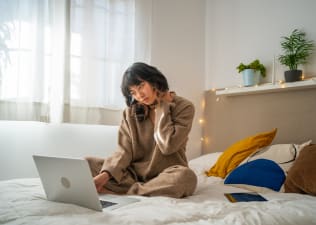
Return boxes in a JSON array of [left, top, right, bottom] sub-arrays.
[[154, 98, 195, 155], [101, 110, 133, 183]]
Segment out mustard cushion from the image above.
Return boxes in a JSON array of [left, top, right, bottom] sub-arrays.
[[205, 128, 277, 178]]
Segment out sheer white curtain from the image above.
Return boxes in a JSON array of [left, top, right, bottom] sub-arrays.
[[0, 0, 51, 121], [0, 0, 151, 124]]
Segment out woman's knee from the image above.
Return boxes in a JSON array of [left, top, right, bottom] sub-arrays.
[[167, 166, 198, 196], [179, 167, 197, 195]]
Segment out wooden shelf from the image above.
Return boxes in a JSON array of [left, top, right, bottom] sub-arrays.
[[215, 78, 316, 96]]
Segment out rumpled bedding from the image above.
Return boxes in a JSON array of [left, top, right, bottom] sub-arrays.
[[1, 153, 316, 225]]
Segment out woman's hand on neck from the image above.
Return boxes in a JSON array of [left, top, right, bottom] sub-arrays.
[[162, 91, 174, 103], [149, 91, 173, 124], [156, 91, 173, 104]]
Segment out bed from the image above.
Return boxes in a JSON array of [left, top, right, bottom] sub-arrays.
[[1, 152, 316, 225]]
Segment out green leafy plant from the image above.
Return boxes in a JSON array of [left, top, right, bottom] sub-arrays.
[[236, 59, 266, 77], [278, 29, 314, 70]]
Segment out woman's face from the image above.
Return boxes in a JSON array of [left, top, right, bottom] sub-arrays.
[[129, 81, 157, 105]]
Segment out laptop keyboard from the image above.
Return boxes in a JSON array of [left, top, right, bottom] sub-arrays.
[[100, 200, 117, 208]]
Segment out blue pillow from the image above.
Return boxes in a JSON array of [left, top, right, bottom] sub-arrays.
[[224, 159, 286, 191]]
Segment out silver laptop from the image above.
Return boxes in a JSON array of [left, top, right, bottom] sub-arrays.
[[33, 155, 139, 211]]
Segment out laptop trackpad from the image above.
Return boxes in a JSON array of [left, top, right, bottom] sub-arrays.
[[100, 200, 117, 208], [100, 194, 140, 210]]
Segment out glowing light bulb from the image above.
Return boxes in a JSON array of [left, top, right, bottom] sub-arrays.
[[278, 80, 284, 84]]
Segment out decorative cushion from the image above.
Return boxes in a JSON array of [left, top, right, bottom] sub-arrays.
[[205, 128, 277, 178], [239, 140, 312, 174], [284, 144, 316, 195], [225, 140, 312, 193], [224, 159, 286, 192]]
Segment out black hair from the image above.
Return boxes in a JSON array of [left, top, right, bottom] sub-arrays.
[[121, 62, 169, 106]]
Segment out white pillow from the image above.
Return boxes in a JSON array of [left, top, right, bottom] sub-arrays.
[[189, 152, 222, 176], [239, 140, 312, 174]]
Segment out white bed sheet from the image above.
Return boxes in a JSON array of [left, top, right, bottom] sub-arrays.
[[1, 153, 316, 225]]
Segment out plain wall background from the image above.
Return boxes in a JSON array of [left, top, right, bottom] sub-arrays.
[[205, 0, 316, 90], [150, 0, 206, 159], [149, 0, 316, 159]]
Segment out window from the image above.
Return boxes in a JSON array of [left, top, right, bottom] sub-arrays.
[[0, 0, 139, 123]]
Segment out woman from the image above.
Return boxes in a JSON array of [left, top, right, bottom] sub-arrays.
[[86, 62, 197, 198]]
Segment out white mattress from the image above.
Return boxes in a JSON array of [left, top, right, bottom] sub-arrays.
[[1, 152, 316, 225]]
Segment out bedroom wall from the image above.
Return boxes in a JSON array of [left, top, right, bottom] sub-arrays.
[[202, 88, 316, 153], [202, 0, 316, 154], [205, 0, 316, 90], [150, 0, 206, 159], [148, 0, 316, 158]]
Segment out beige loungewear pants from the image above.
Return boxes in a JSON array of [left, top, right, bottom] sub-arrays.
[[85, 157, 197, 198]]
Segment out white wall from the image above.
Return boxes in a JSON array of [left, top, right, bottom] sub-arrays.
[[150, 0, 206, 159], [150, 0, 316, 158], [205, 0, 316, 90]]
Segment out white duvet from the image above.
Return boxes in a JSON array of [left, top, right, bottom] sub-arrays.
[[1, 153, 316, 225]]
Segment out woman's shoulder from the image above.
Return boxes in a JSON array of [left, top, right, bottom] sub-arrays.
[[172, 93, 195, 113], [173, 93, 194, 107]]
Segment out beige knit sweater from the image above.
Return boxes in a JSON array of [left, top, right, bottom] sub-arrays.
[[101, 95, 195, 183]]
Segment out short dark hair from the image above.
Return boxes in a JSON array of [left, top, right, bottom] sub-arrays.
[[121, 62, 169, 106]]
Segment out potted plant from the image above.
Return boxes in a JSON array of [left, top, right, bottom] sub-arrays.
[[278, 29, 314, 82], [236, 59, 266, 86]]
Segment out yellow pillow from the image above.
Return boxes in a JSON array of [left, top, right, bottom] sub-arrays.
[[205, 128, 277, 178]]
